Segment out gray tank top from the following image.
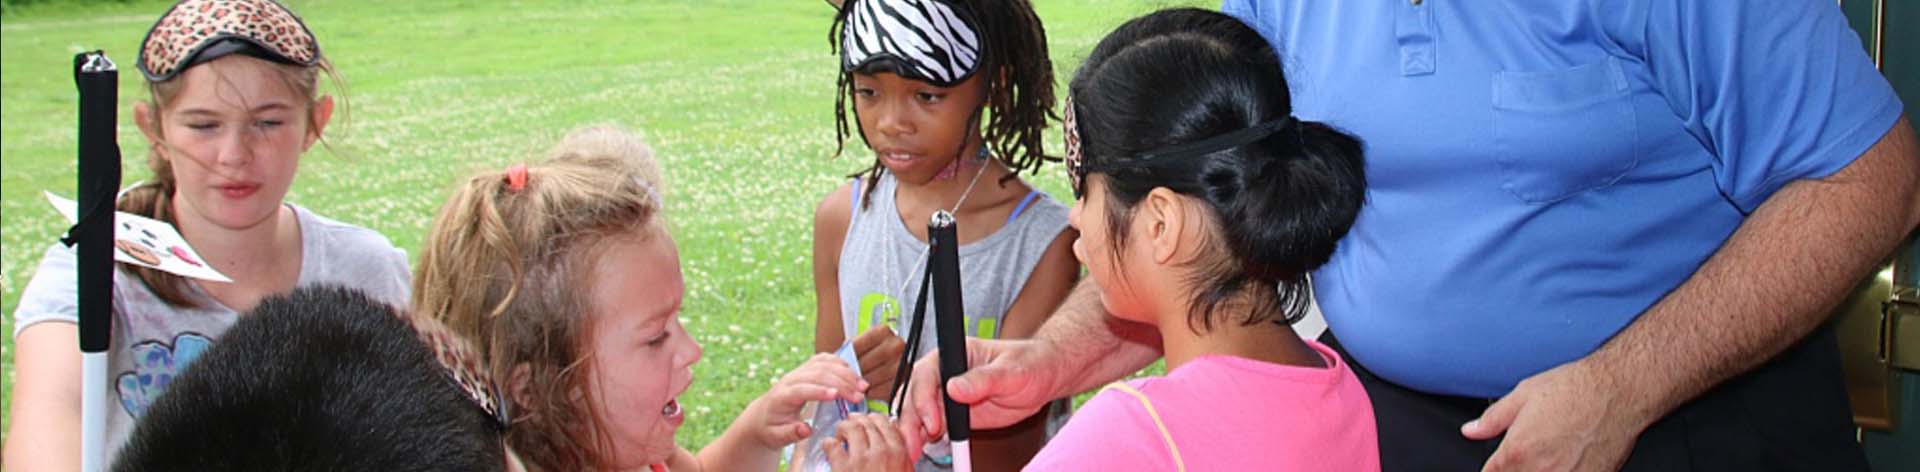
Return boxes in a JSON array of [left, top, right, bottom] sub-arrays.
[[836, 171, 1069, 356], [835, 172, 1073, 469]]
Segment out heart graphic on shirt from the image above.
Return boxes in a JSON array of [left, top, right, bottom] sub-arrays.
[[116, 333, 213, 418]]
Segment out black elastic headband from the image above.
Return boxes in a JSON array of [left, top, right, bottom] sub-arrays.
[[1135, 116, 1296, 163]]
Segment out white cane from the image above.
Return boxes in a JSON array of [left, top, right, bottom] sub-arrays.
[[73, 50, 122, 472], [927, 211, 972, 472]]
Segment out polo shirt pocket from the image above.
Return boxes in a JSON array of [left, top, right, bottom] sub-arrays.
[[1491, 57, 1640, 204]]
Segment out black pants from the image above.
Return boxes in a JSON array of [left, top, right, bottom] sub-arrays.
[[1323, 325, 1869, 471]]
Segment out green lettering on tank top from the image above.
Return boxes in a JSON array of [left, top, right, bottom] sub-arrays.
[[856, 292, 899, 336], [973, 317, 998, 339], [859, 293, 999, 338], [853, 295, 1007, 411]]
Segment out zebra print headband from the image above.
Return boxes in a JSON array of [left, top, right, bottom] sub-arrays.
[[841, 0, 983, 87]]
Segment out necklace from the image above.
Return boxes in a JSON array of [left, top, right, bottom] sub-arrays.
[[879, 147, 989, 332]]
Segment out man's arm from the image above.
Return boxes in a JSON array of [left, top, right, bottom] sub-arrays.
[[1029, 278, 1165, 395], [968, 230, 1078, 471], [1469, 116, 1920, 471]]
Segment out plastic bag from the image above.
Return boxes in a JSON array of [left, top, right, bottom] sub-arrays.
[[786, 342, 870, 471]]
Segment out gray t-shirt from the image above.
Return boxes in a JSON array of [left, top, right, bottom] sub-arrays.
[[836, 172, 1072, 469], [11, 204, 412, 463]]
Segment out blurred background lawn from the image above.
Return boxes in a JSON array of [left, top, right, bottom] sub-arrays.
[[1, 0, 1201, 450]]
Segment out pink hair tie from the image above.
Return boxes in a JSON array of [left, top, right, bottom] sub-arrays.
[[505, 163, 529, 192]]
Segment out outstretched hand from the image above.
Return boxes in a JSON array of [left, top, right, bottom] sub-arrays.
[[752, 353, 869, 448]]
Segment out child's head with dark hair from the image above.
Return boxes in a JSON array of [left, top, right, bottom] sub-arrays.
[[1064, 7, 1366, 333], [828, 0, 1057, 204], [112, 286, 505, 472]]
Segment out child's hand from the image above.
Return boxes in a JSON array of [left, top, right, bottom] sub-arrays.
[[851, 326, 907, 400], [752, 353, 868, 448], [825, 413, 913, 472]]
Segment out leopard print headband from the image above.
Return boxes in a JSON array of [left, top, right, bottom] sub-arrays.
[[137, 0, 320, 82], [410, 313, 511, 429]]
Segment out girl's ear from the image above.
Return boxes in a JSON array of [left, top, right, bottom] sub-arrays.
[[1143, 187, 1186, 265], [508, 363, 533, 414], [134, 101, 166, 160], [1143, 187, 1216, 267], [303, 95, 335, 151]]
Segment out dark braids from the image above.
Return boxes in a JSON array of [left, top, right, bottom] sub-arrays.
[[828, 0, 1059, 207]]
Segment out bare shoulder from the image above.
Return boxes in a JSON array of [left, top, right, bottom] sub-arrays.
[[814, 180, 858, 237], [959, 168, 1040, 238]]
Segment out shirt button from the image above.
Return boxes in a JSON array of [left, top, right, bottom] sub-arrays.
[[1412, 0, 1423, 5]]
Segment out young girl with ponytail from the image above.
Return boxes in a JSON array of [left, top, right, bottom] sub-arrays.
[[416, 126, 907, 471]]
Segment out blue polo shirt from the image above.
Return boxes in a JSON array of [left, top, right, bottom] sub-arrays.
[[1222, 0, 1903, 398]]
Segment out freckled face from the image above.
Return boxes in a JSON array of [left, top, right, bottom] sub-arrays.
[[151, 55, 322, 231]]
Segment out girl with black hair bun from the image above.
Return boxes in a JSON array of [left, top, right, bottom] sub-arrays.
[[1024, 8, 1378, 470], [813, 0, 1079, 469]]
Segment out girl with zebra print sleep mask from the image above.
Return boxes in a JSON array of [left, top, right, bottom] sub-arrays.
[[839, 0, 984, 87], [822, 0, 1066, 467]]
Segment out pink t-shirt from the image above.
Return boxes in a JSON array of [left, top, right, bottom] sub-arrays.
[[1025, 340, 1380, 471]]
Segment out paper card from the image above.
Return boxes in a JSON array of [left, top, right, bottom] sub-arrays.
[[46, 191, 233, 283]]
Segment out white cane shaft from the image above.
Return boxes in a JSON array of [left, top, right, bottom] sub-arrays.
[[82, 352, 109, 472], [950, 440, 972, 472]]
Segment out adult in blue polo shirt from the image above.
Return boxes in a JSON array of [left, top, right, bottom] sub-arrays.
[[1209, 0, 1913, 469], [892, 0, 1919, 471]]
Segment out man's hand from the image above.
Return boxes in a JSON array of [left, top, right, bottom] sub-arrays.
[[852, 326, 908, 401], [883, 279, 1163, 462], [1463, 360, 1653, 472], [895, 338, 1073, 446]]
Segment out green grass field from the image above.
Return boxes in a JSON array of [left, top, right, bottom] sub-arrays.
[[2, 0, 1197, 452]]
